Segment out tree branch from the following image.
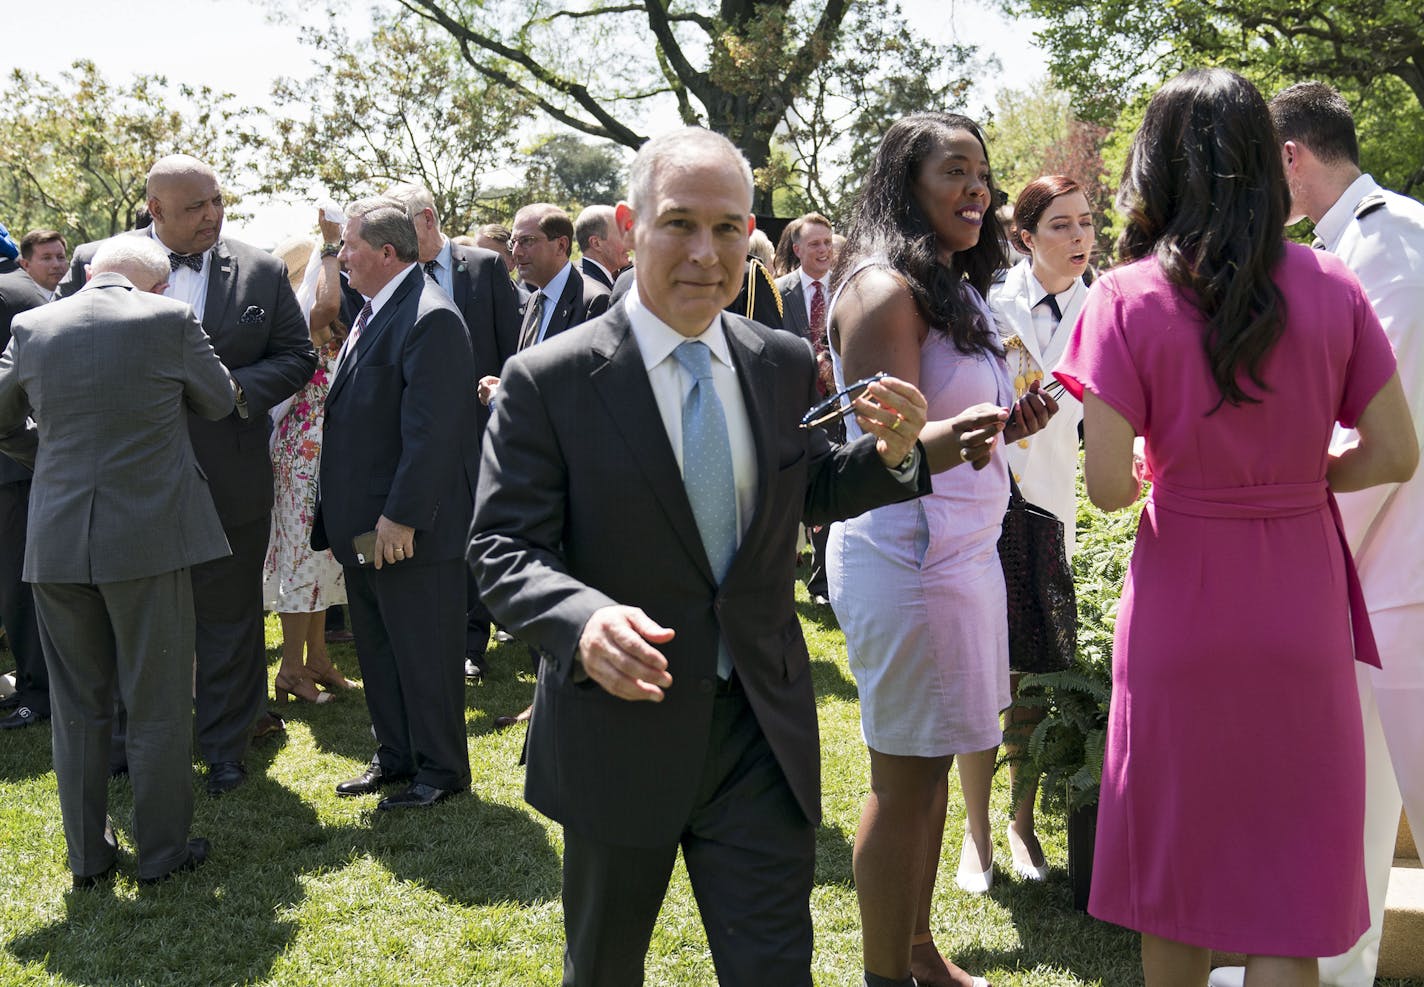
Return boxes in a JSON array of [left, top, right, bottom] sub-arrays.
[[394, 0, 647, 148], [642, 0, 713, 105]]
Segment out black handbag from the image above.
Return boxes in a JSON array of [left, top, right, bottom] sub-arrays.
[[998, 474, 1078, 673]]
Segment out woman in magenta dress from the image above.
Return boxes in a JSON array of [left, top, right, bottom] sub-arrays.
[[1054, 69, 1417, 985]]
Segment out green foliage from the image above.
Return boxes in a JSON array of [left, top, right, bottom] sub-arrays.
[[0, 61, 254, 244], [1012, 469, 1142, 814], [1005, 0, 1424, 194], [985, 79, 1117, 262], [775, 1, 985, 222], [517, 134, 628, 215], [261, 12, 530, 235]]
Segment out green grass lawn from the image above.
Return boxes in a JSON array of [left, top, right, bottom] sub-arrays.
[[0, 596, 1415, 986]]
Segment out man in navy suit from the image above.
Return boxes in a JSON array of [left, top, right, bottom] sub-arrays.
[[383, 182, 522, 678], [313, 198, 477, 809]]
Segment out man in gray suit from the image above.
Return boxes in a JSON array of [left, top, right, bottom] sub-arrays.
[[0, 237, 235, 886]]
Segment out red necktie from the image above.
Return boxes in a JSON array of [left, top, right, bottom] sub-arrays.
[[809, 280, 826, 351]]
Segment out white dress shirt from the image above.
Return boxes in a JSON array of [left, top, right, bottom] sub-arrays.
[[1322, 173, 1424, 624], [426, 238, 455, 297], [626, 293, 759, 541], [1027, 270, 1083, 354], [335, 263, 417, 374], [532, 261, 575, 346], [150, 228, 210, 322]]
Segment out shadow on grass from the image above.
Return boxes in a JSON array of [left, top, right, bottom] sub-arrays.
[[958, 873, 1140, 984], [6, 716, 560, 986], [810, 657, 859, 703], [0, 707, 52, 781], [814, 821, 855, 888]]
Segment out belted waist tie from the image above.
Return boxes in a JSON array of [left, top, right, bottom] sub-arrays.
[[1150, 480, 1380, 668]]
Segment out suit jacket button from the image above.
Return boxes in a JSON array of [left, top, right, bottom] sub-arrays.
[[699, 678, 715, 695]]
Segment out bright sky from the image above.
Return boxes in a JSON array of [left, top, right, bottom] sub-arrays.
[[8, 0, 1046, 244]]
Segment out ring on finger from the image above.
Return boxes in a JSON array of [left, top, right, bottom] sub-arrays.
[[960, 446, 972, 462], [890, 415, 904, 433]]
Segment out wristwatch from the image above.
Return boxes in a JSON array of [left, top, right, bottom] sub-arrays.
[[319, 242, 341, 259]]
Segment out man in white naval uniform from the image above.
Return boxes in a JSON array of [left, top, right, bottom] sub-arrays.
[[1213, 80, 1424, 987]]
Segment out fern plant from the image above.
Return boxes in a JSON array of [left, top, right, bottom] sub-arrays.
[[1009, 465, 1144, 814]]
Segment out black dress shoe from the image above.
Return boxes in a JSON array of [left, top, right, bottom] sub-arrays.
[[0, 704, 48, 729], [139, 837, 210, 885], [377, 782, 466, 810], [205, 761, 246, 796], [464, 653, 486, 681], [335, 757, 410, 797], [0, 692, 22, 711], [72, 862, 117, 891]]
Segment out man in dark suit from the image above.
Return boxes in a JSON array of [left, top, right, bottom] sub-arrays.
[[573, 205, 630, 291], [0, 236, 233, 885], [16, 230, 68, 298], [383, 182, 522, 678], [313, 198, 476, 810], [470, 128, 930, 985], [776, 212, 838, 605], [0, 261, 52, 730], [143, 155, 317, 795], [56, 207, 153, 300], [512, 203, 610, 350]]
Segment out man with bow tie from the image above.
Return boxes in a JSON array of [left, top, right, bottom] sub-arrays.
[[140, 154, 317, 796]]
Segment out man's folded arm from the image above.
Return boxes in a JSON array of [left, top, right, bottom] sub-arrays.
[[468, 356, 617, 685]]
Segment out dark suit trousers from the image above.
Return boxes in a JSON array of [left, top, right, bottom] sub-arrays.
[[0, 479, 48, 713], [344, 558, 470, 790], [190, 516, 270, 765], [560, 682, 814, 987], [34, 572, 196, 880], [466, 573, 492, 660]]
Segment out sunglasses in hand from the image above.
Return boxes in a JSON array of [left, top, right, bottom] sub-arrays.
[[800, 372, 890, 429]]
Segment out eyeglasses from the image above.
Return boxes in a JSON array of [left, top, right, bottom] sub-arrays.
[[510, 235, 553, 250], [800, 372, 890, 429]]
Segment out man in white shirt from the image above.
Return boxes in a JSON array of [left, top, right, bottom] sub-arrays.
[[140, 155, 316, 796], [1213, 81, 1424, 987], [776, 212, 838, 604], [574, 204, 631, 290], [470, 126, 931, 986], [17, 230, 68, 298]]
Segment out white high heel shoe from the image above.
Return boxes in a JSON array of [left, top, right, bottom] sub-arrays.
[[1006, 822, 1049, 881], [954, 822, 993, 894]]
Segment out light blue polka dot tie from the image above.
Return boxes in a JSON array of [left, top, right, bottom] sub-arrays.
[[673, 340, 737, 678]]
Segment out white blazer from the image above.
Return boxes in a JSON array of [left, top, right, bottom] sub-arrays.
[[988, 258, 1087, 557]]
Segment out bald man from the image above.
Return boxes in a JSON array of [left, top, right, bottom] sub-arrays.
[[140, 155, 316, 796]]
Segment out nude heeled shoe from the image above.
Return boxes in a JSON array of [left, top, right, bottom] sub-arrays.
[[1006, 822, 1049, 881], [274, 670, 335, 705], [954, 822, 994, 894]]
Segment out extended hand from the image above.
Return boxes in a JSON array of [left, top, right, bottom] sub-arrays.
[[577, 606, 675, 702], [478, 375, 501, 406], [854, 375, 929, 467], [1003, 379, 1059, 443], [373, 514, 415, 569], [949, 403, 1010, 471]]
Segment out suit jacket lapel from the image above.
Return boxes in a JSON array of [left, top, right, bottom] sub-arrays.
[[202, 240, 236, 334], [450, 244, 472, 313], [589, 311, 714, 584], [722, 314, 777, 564], [1005, 262, 1047, 372], [327, 266, 420, 404], [784, 281, 808, 337], [546, 267, 581, 341]]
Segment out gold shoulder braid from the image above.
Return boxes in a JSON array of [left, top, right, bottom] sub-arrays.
[[1002, 334, 1041, 450], [744, 258, 783, 319]]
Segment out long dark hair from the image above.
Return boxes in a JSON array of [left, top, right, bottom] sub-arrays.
[[833, 112, 1007, 354], [1117, 68, 1290, 409]]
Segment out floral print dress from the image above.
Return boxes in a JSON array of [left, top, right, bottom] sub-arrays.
[[263, 342, 346, 612]]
